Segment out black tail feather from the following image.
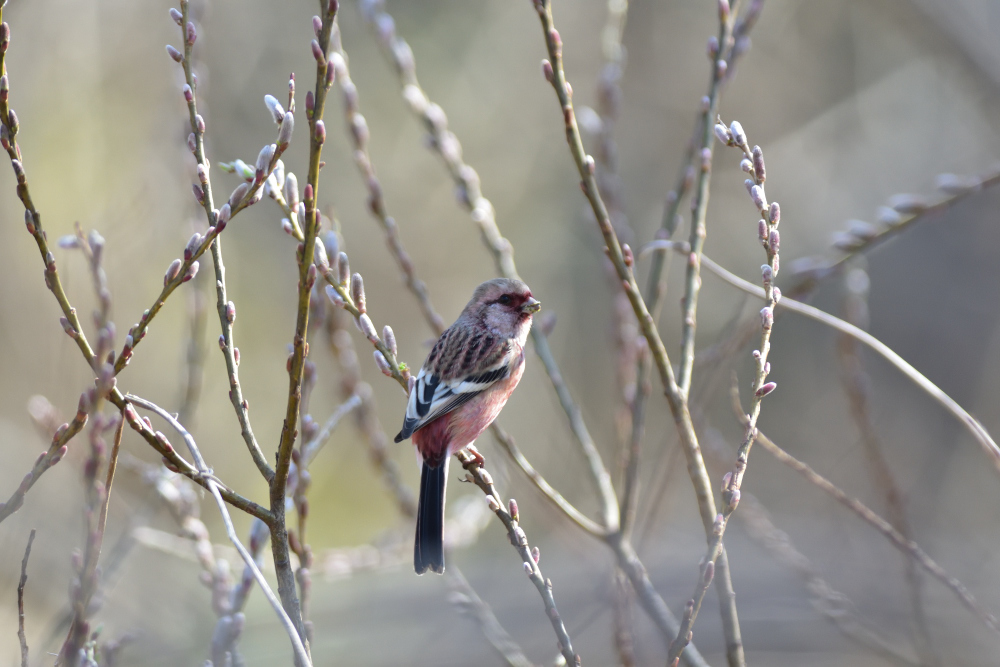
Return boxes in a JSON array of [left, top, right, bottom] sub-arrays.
[[415, 458, 448, 574]]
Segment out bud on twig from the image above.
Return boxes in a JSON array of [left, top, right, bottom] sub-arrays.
[[357, 313, 377, 342], [350, 273, 366, 313], [278, 112, 295, 147], [313, 242, 329, 270], [164, 259, 183, 285], [373, 351, 392, 376], [264, 94, 285, 123], [337, 253, 350, 286], [755, 381, 776, 398], [729, 120, 747, 148], [166, 45, 182, 62], [382, 325, 397, 357], [752, 145, 765, 184]]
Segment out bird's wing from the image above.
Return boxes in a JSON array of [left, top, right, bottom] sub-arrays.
[[395, 328, 511, 442]]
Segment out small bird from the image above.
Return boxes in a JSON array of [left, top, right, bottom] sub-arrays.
[[395, 278, 541, 574]]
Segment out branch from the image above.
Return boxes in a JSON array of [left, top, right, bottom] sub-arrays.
[[161, 0, 291, 481], [17, 529, 35, 667], [640, 239, 1000, 479], [677, 0, 741, 398], [456, 449, 580, 666], [728, 386, 1000, 636], [270, 4, 339, 659], [126, 395, 312, 667], [837, 268, 938, 665], [668, 116, 780, 663], [0, 398, 87, 524], [530, 1, 743, 662]]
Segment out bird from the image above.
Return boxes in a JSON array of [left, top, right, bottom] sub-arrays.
[[395, 278, 540, 574]]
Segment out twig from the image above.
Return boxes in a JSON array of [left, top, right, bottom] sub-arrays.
[[727, 388, 1000, 636], [666, 117, 781, 664], [0, 399, 88, 524], [699, 425, 921, 666], [164, 0, 283, 482], [126, 395, 312, 667], [456, 449, 581, 666], [676, 0, 742, 399], [448, 568, 536, 667], [640, 239, 1000, 479], [837, 266, 938, 666], [531, 1, 743, 662], [328, 24, 446, 334], [17, 529, 35, 667]]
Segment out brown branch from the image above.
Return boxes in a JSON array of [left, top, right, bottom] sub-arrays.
[[456, 449, 581, 666], [837, 268, 938, 666], [269, 3, 339, 661], [127, 395, 311, 667], [17, 529, 35, 667], [728, 388, 1000, 637]]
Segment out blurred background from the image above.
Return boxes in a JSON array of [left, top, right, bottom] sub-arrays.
[[0, 0, 999, 665]]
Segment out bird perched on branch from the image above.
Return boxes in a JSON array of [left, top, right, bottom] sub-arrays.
[[395, 278, 541, 574]]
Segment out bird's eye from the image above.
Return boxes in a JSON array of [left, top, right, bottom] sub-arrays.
[[497, 294, 512, 305]]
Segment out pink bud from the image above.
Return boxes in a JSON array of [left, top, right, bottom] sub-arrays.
[[373, 350, 392, 376], [760, 306, 773, 329], [350, 273, 365, 313], [752, 146, 765, 184], [166, 45, 182, 62], [755, 381, 776, 398], [164, 259, 183, 285]]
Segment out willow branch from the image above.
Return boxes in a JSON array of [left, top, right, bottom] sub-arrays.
[[127, 395, 312, 667], [17, 529, 35, 667], [641, 239, 1000, 479], [456, 449, 580, 666], [738, 404, 1000, 636]]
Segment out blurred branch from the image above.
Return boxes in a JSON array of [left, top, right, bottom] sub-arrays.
[[329, 22, 447, 335], [700, 426, 921, 667], [838, 266, 939, 666], [728, 387, 1000, 637], [789, 165, 1000, 298], [127, 395, 312, 667], [61, 407, 125, 662], [641, 239, 1000, 480], [17, 529, 35, 667], [0, 398, 88, 524], [448, 568, 536, 667]]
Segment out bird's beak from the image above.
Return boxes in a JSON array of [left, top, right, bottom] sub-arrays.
[[521, 297, 541, 314]]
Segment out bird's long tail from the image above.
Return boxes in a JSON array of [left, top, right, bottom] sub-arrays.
[[415, 457, 448, 574]]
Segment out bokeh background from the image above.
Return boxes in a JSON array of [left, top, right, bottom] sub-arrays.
[[1, 0, 999, 665]]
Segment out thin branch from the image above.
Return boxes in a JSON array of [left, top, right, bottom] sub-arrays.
[[837, 268, 938, 666], [640, 239, 1000, 479], [728, 388, 1000, 636], [677, 0, 741, 399], [17, 529, 35, 667], [0, 399, 88, 524], [668, 117, 779, 664], [165, 0, 282, 482], [126, 395, 312, 667], [456, 449, 581, 666], [531, 1, 743, 662], [448, 568, 536, 667], [699, 425, 921, 667]]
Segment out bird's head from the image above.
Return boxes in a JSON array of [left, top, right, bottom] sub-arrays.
[[464, 278, 540, 342]]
